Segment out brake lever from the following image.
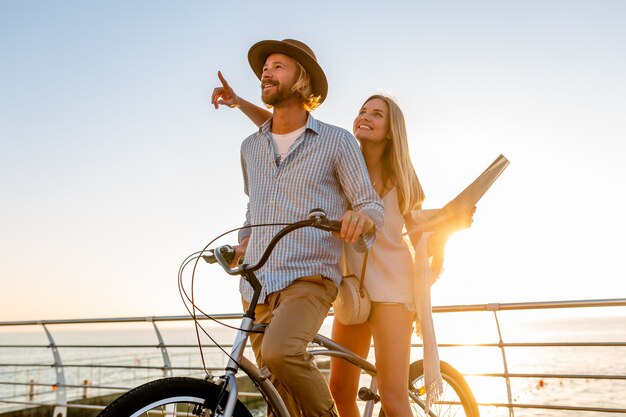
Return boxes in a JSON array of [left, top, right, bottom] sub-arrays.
[[213, 247, 245, 276]]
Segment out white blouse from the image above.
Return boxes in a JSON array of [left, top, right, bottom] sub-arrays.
[[344, 187, 415, 303]]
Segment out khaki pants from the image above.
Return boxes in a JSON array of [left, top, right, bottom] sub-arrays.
[[242, 274, 339, 417]]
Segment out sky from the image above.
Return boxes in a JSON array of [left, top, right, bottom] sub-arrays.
[[1, 1, 625, 322]]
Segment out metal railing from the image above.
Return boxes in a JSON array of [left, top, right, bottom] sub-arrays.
[[1, 298, 625, 416]]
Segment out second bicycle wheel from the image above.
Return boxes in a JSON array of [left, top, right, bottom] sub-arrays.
[[406, 360, 479, 417], [97, 376, 253, 417]]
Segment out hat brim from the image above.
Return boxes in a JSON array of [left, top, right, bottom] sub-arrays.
[[248, 40, 328, 104]]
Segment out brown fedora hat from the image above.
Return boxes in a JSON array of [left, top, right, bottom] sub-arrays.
[[248, 39, 328, 104]]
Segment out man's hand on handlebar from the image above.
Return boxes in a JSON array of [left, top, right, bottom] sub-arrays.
[[230, 236, 249, 268], [337, 210, 374, 244]]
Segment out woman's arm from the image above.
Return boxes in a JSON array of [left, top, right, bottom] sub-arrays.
[[405, 208, 446, 278], [405, 206, 476, 257], [404, 207, 423, 252], [211, 71, 272, 127]]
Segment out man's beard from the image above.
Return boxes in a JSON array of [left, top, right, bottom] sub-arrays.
[[262, 81, 296, 106]]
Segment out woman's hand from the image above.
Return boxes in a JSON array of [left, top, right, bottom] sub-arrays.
[[440, 205, 476, 235], [211, 71, 240, 109], [427, 206, 476, 256], [453, 205, 476, 230]]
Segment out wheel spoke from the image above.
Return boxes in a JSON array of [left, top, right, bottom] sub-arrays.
[[403, 361, 479, 417]]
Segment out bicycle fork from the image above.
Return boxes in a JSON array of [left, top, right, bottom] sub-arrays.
[[199, 316, 255, 417], [359, 376, 438, 417]]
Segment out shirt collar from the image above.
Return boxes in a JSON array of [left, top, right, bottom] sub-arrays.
[[259, 113, 321, 136]]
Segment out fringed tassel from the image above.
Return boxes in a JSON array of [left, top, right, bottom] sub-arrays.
[[424, 377, 444, 413], [412, 230, 444, 415]]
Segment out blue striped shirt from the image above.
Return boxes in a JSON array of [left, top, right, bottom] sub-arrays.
[[238, 114, 384, 303]]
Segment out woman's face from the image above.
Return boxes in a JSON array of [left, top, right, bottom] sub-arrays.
[[353, 98, 390, 145]]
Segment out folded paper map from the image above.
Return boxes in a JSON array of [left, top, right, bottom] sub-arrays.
[[406, 154, 510, 235]]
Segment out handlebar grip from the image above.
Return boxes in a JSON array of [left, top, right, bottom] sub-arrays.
[[325, 220, 342, 232], [203, 246, 235, 265], [311, 219, 342, 233]]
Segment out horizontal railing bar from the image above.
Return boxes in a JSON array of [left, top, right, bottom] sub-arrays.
[[465, 372, 626, 380], [0, 399, 105, 410], [434, 298, 626, 313], [3, 341, 625, 350], [0, 313, 243, 327], [0, 364, 53, 368], [2, 398, 624, 414], [3, 342, 625, 350], [4, 371, 624, 390], [0, 399, 52, 407], [48, 403, 104, 410], [477, 401, 626, 413], [505, 342, 626, 347], [0, 381, 131, 390], [0, 385, 263, 398], [1, 298, 624, 327], [3, 341, 626, 349], [0, 344, 235, 349], [3, 368, 623, 380], [0, 364, 222, 371], [412, 342, 626, 348], [0, 390, 264, 410]]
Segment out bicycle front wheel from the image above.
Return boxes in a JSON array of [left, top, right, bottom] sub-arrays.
[[97, 377, 253, 417], [405, 360, 479, 417]]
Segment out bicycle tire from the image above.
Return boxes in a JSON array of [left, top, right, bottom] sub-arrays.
[[379, 360, 479, 417], [97, 376, 253, 417], [410, 360, 479, 417]]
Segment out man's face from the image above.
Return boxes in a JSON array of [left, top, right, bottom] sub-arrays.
[[261, 53, 299, 106]]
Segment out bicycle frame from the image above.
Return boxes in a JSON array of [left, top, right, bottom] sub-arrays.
[[206, 213, 436, 417], [95, 213, 474, 417], [210, 318, 435, 417]]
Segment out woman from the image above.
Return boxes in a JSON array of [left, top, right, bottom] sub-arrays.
[[211, 72, 473, 417]]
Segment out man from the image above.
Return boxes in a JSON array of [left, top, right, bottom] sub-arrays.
[[214, 39, 384, 417]]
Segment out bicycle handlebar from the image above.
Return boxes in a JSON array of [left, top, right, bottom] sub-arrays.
[[205, 209, 342, 276]]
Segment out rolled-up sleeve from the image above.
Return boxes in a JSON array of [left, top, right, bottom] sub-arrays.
[[335, 132, 384, 251], [238, 150, 252, 243]]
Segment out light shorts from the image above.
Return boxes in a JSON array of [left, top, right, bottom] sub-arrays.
[[371, 301, 417, 315]]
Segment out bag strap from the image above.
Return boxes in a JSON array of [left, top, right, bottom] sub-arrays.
[[341, 246, 370, 299], [358, 250, 369, 298]]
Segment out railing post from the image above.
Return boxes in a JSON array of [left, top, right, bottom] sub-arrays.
[[42, 323, 67, 417], [13, 366, 18, 399], [149, 318, 173, 378], [490, 308, 514, 417], [28, 379, 35, 401], [82, 379, 90, 399]]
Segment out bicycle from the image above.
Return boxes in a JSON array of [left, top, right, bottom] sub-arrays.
[[98, 209, 479, 417]]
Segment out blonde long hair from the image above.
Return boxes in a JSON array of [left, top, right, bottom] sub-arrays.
[[291, 61, 322, 111], [364, 94, 425, 215]]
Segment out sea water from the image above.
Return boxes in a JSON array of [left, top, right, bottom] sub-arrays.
[[1, 308, 624, 416], [431, 309, 626, 416]]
